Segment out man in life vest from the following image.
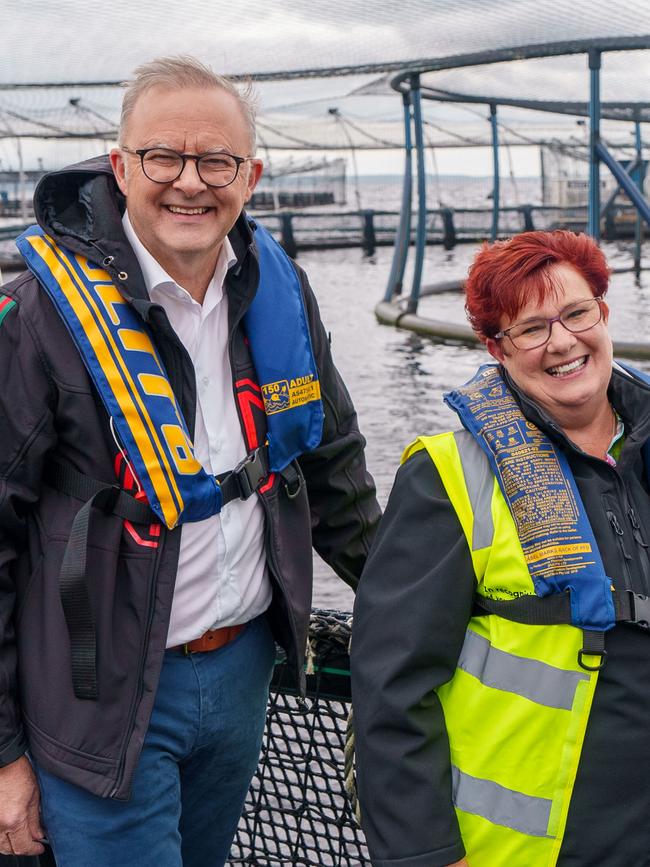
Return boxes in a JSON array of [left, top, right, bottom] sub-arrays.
[[0, 56, 380, 866], [352, 231, 650, 867]]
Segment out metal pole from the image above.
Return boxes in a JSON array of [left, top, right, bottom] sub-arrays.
[[540, 144, 547, 206], [595, 141, 650, 228], [490, 103, 500, 242], [384, 92, 413, 302], [407, 74, 427, 314], [634, 116, 644, 277], [588, 49, 601, 239]]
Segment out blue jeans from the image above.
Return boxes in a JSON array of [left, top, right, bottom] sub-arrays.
[[34, 613, 275, 867]]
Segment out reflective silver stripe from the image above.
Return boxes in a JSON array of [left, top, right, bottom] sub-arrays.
[[458, 629, 588, 710], [454, 430, 494, 550], [452, 766, 553, 838]]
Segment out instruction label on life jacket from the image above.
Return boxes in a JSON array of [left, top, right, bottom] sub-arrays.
[[262, 374, 321, 415]]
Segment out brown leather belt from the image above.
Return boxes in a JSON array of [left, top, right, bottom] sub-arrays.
[[169, 623, 246, 655]]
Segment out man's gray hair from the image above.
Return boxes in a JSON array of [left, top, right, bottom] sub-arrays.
[[119, 55, 257, 153]]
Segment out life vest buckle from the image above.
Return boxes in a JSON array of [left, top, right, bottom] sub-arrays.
[[232, 447, 268, 500], [627, 591, 650, 630]]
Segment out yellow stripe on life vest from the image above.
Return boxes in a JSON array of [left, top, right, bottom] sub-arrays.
[[29, 233, 184, 528]]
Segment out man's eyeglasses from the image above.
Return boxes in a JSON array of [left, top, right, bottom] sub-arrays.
[[494, 297, 605, 351], [121, 146, 254, 188]]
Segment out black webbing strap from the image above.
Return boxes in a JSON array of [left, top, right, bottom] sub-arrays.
[[474, 589, 650, 671], [579, 630, 607, 671], [45, 461, 155, 700], [473, 589, 650, 628], [46, 461, 154, 524], [473, 592, 572, 625]]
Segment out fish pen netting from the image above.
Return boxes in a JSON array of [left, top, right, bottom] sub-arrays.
[[228, 609, 369, 866]]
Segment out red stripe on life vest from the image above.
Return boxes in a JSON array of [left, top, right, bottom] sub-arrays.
[[236, 378, 265, 450], [237, 378, 262, 393]]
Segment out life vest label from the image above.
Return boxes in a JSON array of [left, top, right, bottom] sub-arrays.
[[262, 374, 321, 415]]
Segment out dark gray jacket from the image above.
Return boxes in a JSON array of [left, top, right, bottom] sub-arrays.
[[352, 366, 650, 867], [0, 156, 380, 799]]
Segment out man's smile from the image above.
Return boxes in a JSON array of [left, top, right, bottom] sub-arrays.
[[165, 204, 212, 215]]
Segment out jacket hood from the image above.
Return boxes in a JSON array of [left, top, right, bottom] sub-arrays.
[[34, 154, 125, 251]]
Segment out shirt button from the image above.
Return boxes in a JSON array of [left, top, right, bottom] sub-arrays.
[[202, 377, 209, 387]]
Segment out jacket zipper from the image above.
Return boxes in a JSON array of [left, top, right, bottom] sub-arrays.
[[627, 505, 650, 595], [606, 510, 634, 591], [110, 528, 166, 798], [606, 460, 650, 596], [627, 506, 648, 549], [101, 255, 179, 799]]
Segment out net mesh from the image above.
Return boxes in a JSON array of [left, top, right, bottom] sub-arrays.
[[3, 1, 650, 160], [228, 609, 369, 866], [2, 0, 649, 84]]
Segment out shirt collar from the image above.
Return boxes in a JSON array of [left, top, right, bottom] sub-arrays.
[[121, 210, 237, 307]]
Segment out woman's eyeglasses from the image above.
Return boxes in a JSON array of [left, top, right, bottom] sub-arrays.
[[494, 297, 604, 351]]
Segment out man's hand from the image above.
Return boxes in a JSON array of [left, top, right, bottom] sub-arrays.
[[447, 861, 469, 867], [0, 755, 45, 856]]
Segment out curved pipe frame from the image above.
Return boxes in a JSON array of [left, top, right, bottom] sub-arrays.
[[388, 39, 650, 316]]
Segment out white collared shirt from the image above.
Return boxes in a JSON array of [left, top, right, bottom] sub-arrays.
[[122, 212, 271, 647]]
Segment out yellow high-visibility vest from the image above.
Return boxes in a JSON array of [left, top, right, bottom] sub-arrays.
[[406, 432, 601, 867]]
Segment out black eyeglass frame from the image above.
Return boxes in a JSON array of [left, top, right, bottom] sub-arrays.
[[493, 296, 605, 350], [121, 146, 254, 188]]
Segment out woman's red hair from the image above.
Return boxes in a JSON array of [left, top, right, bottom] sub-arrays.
[[464, 230, 610, 342]]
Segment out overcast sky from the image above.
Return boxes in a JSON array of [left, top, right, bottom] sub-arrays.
[[2, 1, 650, 176]]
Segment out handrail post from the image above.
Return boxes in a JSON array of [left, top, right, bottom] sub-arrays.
[[362, 210, 376, 257], [520, 205, 534, 232], [280, 213, 298, 259], [588, 49, 602, 239], [441, 207, 456, 250]]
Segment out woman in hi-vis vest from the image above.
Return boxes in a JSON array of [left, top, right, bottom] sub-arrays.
[[352, 230, 650, 867]]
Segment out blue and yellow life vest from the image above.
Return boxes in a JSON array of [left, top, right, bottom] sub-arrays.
[[17, 222, 323, 530]]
